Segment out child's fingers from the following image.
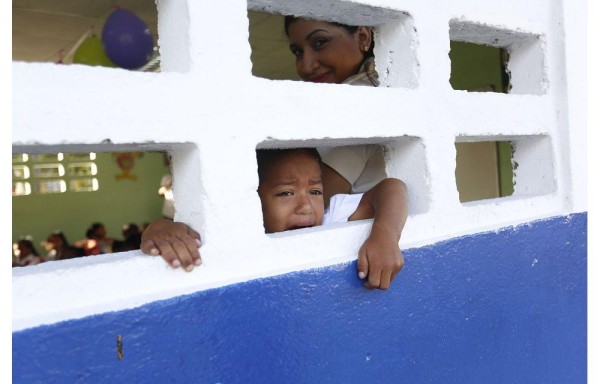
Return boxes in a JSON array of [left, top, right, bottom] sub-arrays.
[[154, 240, 182, 269], [187, 227, 201, 241], [365, 266, 382, 290], [186, 227, 202, 264], [388, 250, 405, 284], [391, 254, 405, 280], [178, 233, 202, 268], [378, 271, 392, 290], [140, 239, 160, 256], [167, 237, 196, 272], [357, 246, 369, 280]]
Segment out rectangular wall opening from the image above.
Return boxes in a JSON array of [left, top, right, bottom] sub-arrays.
[[455, 141, 514, 203], [256, 136, 428, 232], [449, 20, 546, 95], [247, 3, 417, 88], [12, 145, 176, 267], [455, 135, 555, 204], [449, 41, 510, 93], [13, 0, 160, 72]]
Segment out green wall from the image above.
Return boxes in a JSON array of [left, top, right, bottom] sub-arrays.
[[12, 152, 169, 252], [449, 41, 505, 92]]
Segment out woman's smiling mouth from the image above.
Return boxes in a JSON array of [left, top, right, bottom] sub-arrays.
[[309, 72, 331, 83]]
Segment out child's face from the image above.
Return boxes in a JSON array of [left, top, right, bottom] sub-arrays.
[[258, 151, 324, 233]]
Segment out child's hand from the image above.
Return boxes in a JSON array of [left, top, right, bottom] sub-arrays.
[[140, 219, 202, 272], [357, 222, 404, 290]]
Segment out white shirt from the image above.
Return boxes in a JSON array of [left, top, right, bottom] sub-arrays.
[[322, 193, 364, 225]]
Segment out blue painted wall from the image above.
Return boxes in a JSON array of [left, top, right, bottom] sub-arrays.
[[13, 214, 586, 383]]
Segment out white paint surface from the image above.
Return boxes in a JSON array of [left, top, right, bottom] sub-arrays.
[[12, 0, 587, 331]]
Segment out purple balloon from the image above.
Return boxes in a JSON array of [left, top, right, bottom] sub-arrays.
[[102, 9, 154, 69]]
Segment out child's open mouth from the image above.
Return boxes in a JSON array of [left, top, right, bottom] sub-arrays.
[[288, 225, 314, 231]]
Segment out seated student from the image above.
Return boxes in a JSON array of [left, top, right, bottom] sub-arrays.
[[141, 148, 408, 290], [13, 237, 45, 267], [113, 223, 143, 252], [87, 222, 115, 254], [43, 231, 86, 261]]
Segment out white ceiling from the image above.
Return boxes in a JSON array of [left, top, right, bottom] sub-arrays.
[[12, 0, 299, 79]]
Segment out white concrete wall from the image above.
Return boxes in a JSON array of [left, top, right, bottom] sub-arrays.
[[12, 0, 586, 331]]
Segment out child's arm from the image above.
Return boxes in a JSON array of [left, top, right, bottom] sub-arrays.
[[140, 219, 202, 271], [348, 178, 408, 290]]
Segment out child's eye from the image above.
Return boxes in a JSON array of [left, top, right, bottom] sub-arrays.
[[276, 191, 293, 197], [310, 189, 323, 196]]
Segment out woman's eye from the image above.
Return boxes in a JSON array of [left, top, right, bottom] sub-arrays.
[[310, 189, 323, 196], [313, 38, 328, 49], [290, 47, 302, 57], [276, 191, 293, 197]]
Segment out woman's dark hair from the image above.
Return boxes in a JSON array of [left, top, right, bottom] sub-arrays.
[[284, 16, 374, 58], [256, 148, 321, 184]]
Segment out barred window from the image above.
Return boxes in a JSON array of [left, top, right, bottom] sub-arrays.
[[12, 153, 99, 196]]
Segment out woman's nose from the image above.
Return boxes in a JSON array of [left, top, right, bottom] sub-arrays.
[[299, 50, 318, 77]]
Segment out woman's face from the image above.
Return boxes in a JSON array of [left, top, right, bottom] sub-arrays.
[[287, 19, 371, 84]]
